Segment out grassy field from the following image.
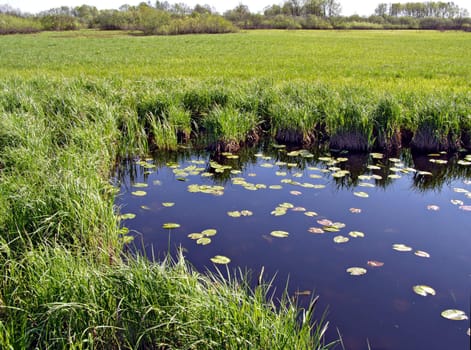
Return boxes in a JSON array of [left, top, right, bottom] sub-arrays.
[[0, 29, 470, 348], [1, 30, 470, 90]]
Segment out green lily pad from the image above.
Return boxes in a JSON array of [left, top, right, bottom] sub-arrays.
[[196, 237, 211, 245], [388, 174, 402, 179], [358, 182, 375, 188], [417, 171, 433, 176], [162, 202, 175, 207], [271, 208, 287, 216], [131, 190, 147, 197], [227, 211, 241, 218], [122, 235, 134, 244], [317, 219, 333, 226], [323, 226, 340, 232], [371, 152, 384, 159], [450, 199, 464, 206], [269, 185, 282, 190], [441, 309, 468, 321], [304, 211, 318, 217], [132, 182, 148, 188], [270, 230, 289, 238], [202, 229, 217, 237], [413, 285, 436, 296], [279, 202, 294, 209], [188, 233, 204, 240], [140, 205, 151, 210], [162, 223, 180, 229], [414, 250, 430, 258], [346, 267, 367, 276], [393, 243, 412, 252], [240, 210, 253, 216], [349, 231, 365, 238], [333, 235, 349, 243], [210, 255, 231, 264], [354, 191, 369, 198], [119, 213, 136, 220]]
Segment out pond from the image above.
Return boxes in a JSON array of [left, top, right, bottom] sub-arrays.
[[114, 143, 471, 350]]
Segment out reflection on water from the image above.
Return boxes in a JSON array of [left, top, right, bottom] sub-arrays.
[[115, 144, 471, 350]]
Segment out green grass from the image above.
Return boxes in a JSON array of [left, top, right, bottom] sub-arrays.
[[0, 30, 470, 92]]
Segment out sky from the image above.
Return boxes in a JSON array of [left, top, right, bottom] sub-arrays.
[[4, 0, 471, 16]]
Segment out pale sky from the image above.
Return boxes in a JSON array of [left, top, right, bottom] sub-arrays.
[[5, 0, 471, 16]]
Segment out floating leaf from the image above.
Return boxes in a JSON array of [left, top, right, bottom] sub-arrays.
[[276, 171, 287, 176], [119, 213, 136, 220], [367, 165, 381, 170], [354, 191, 369, 198], [131, 190, 147, 196], [240, 210, 253, 216], [196, 237, 211, 245], [304, 211, 318, 217], [292, 207, 306, 212], [271, 208, 287, 216], [323, 226, 340, 232], [162, 223, 180, 229], [349, 231, 365, 238], [210, 255, 231, 264], [260, 163, 274, 168], [349, 208, 362, 214], [388, 174, 401, 179], [450, 199, 464, 206], [413, 285, 436, 296], [188, 233, 204, 240], [453, 188, 469, 193], [441, 309, 468, 321], [132, 183, 148, 188], [427, 205, 440, 211], [227, 211, 241, 218], [467, 328, 470, 336], [414, 250, 430, 258], [317, 219, 333, 226], [371, 152, 384, 159], [270, 230, 289, 238], [459, 205, 471, 211], [393, 244, 412, 252], [279, 202, 294, 209], [367, 260, 384, 267], [162, 202, 175, 207], [290, 190, 302, 196], [308, 227, 325, 234], [358, 182, 375, 188], [346, 267, 367, 276], [140, 205, 151, 210], [201, 229, 217, 237], [269, 185, 282, 190], [309, 173, 322, 179], [333, 235, 349, 243], [417, 171, 433, 176], [332, 222, 346, 229]]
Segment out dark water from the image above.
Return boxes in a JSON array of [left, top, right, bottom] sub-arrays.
[[115, 145, 471, 350]]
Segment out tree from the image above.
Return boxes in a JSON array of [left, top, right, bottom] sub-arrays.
[[374, 3, 388, 17]]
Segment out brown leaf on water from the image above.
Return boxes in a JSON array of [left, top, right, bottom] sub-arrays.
[[367, 260, 384, 267]]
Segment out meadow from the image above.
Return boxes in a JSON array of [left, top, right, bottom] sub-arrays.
[[0, 29, 470, 348]]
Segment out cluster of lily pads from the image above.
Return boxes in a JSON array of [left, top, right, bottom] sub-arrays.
[[121, 149, 471, 330]]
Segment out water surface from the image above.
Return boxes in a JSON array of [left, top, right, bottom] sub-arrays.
[[115, 145, 471, 350]]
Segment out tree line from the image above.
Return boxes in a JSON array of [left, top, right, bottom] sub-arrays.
[[1, 1, 470, 35]]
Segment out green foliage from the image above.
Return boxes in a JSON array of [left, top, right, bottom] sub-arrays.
[[0, 13, 41, 34]]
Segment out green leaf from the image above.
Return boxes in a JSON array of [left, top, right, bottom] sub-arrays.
[[441, 309, 468, 321], [188, 233, 204, 240], [333, 235, 349, 243], [162, 202, 175, 207], [132, 182, 148, 188], [413, 285, 436, 296], [346, 267, 367, 276], [131, 190, 147, 196], [270, 230, 289, 238], [202, 229, 217, 236], [393, 243, 412, 252], [349, 231, 365, 238], [119, 213, 136, 220], [210, 255, 231, 264], [196, 237, 211, 245], [414, 250, 430, 258], [353, 191, 369, 198], [162, 223, 180, 229]]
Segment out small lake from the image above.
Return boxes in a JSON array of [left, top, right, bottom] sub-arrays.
[[115, 144, 471, 350]]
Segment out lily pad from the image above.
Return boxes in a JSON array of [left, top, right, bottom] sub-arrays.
[[196, 237, 211, 245], [227, 211, 241, 218], [367, 260, 384, 267], [270, 230, 289, 238], [414, 250, 430, 258], [393, 244, 412, 252], [353, 191, 369, 198], [413, 285, 436, 296], [241, 210, 253, 216], [162, 202, 175, 207], [162, 223, 180, 229], [349, 231, 365, 238], [201, 229, 217, 236], [290, 191, 302, 196], [131, 190, 147, 197], [308, 227, 325, 234], [459, 205, 471, 211], [304, 211, 318, 217], [291, 207, 306, 212], [132, 183, 148, 188], [269, 185, 282, 190], [188, 233, 204, 240], [210, 255, 231, 264], [441, 309, 468, 321], [323, 226, 340, 232], [317, 219, 333, 226], [450, 199, 464, 206], [279, 202, 294, 209], [349, 208, 362, 214], [140, 205, 151, 210], [346, 267, 367, 276], [427, 205, 440, 211], [333, 235, 349, 243], [119, 213, 136, 220]]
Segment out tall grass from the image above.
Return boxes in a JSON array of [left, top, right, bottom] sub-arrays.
[[0, 247, 333, 349]]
